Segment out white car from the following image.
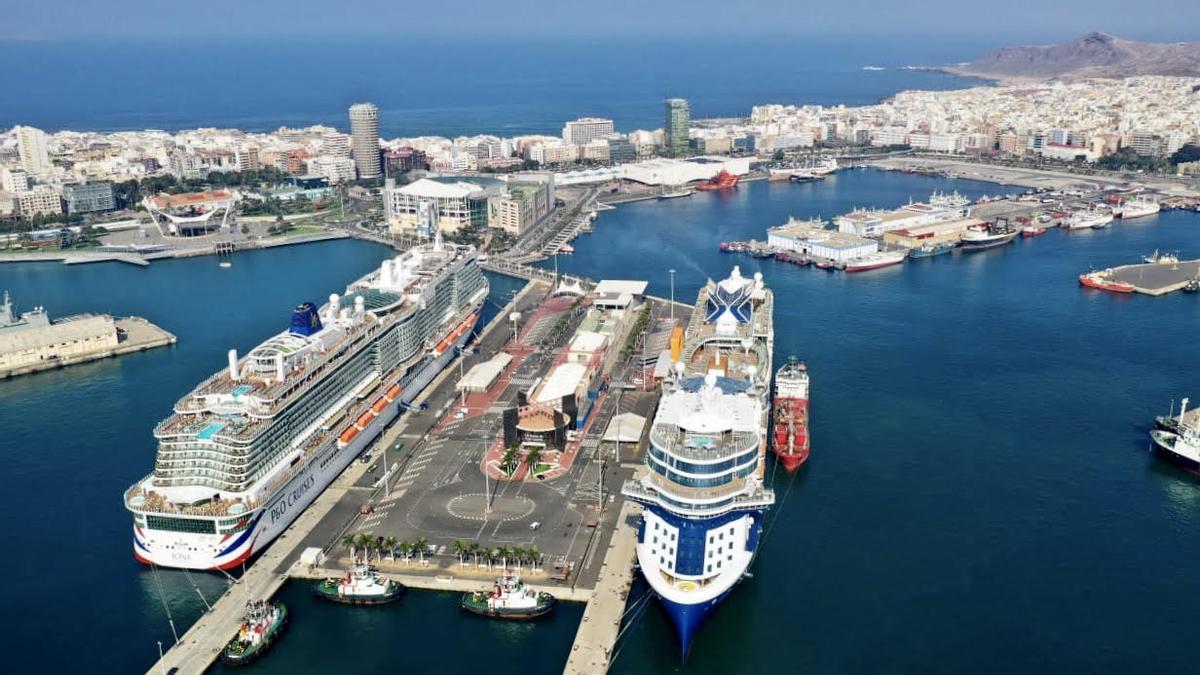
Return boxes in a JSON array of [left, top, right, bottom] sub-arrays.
[[529, 521, 541, 530]]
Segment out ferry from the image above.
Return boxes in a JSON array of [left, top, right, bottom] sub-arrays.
[[124, 234, 488, 570], [622, 266, 775, 653], [845, 249, 907, 272], [461, 570, 556, 620], [1078, 271, 1135, 293], [313, 563, 406, 605], [771, 358, 810, 471], [220, 600, 287, 666]]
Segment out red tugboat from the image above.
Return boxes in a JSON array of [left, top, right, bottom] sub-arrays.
[[772, 357, 810, 471], [695, 170, 740, 191]]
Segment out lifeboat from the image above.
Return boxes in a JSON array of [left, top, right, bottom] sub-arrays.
[[385, 384, 402, 402], [355, 412, 375, 429], [371, 398, 388, 414], [338, 426, 360, 447]]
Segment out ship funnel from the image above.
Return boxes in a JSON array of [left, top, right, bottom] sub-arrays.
[[228, 349, 240, 381], [275, 352, 285, 382]]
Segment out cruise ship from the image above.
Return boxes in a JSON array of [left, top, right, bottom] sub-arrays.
[[622, 266, 775, 653], [124, 235, 487, 570]]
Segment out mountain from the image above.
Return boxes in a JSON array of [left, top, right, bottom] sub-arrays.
[[948, 33, 1200, 81]]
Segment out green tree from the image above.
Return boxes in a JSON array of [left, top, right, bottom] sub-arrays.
[[452, 540, 468, 566], [384, 536, 398, 562], [1170, 143, 1200, 165], [341, 532, 358, 560], [412, 537, 429, 564]]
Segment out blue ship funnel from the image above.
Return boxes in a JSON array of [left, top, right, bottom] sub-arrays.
[[288, 302, 322, 336]]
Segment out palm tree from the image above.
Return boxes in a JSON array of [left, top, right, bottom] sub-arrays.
[[452, 540, 468, 567], [341, 533, 358, 561], [524, 446, 541, 475], [413, 537, 429, 564], [469, 543, 482, 568], [354, 533, 372, 563], [384, 536, 398, 562], [398, 538, 411, 563], [488, 547, 502, 570], [528, 545, 541, 572]]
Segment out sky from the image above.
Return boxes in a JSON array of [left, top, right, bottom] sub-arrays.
[[1, 0, 1198, 41]]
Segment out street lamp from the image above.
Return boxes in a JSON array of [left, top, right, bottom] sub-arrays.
[[669, 268, 676, 326]]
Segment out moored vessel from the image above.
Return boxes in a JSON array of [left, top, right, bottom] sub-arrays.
[[622, 266, 775, 653], [220, 600, 288, 667], [960, 224, 1018, 252], [460, 570, 555, 620], [124, 234, 487, 570], [695, 170, 740, 191], [845, 249, 907, 272], [771, 357, 809, 471], [1020, 225, 1046, 237], [1117, 196, 1160, 219], [313, 563, 406, 605], [1063, 209, 1113, 230], [907, 241, 956, 259], [1078, 271, 1135, 293]]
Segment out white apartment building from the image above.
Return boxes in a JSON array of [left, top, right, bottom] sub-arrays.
[[16, 126, 51, 174], [562, 118, 615, 146], [308, 156, 356, 184]]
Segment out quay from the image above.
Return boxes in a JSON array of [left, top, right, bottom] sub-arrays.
[[145, 274, 679, 675], [1104, 260, 1200, 296], [0, 316, 175, 380]]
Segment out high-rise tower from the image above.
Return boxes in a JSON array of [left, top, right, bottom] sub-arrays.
[[664, 98, 690, 158], [348, 103, 382, 179]]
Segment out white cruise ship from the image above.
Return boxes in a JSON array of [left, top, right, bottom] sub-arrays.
[[622, 266, 775, 652], [124, 235, 487, 570]]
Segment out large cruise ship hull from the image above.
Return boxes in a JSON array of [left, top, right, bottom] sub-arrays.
[[132, 303, 482, 570], [635, 506, 764, 654]]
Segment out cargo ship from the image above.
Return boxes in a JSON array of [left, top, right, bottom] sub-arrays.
[[771, 357, 809, 471], [1078, 271, 1135, 293], [622, 266, 775, 654], [695, 170, 740, 191], [124, 234, 487, 570]]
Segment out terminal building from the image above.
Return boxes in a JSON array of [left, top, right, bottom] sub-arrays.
[[835, 191, 971, 238], [384, 175, 553, 236], [620, 156, 751, 187], [767, 217, 877, 262]]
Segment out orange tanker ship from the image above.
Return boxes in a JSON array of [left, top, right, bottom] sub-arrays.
[[772, 357, 810, 471]]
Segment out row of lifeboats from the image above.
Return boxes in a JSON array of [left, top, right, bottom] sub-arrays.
[[431, 314, 478, 357], [337, 383, 403, 447]]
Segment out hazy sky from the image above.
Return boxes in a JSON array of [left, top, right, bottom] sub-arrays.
[[2, 0, 1198, 41]]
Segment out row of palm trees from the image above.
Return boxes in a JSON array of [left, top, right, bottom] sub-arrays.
[[340, 532, 431, 565], [451, 540, 543, 572], [499, 443, 547, 478]]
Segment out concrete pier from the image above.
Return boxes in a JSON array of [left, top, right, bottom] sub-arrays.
[[1106, 260, 1200, 296], [0, 316, 175, 380], [563, 501, 641, 675]]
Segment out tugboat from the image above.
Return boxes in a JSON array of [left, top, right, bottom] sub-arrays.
[[313, 562, 406, 605], [907, 241, 956, 259], [461, 570, 556, 620], [220, 600, 288, 667], [772, 358, 810, 471]]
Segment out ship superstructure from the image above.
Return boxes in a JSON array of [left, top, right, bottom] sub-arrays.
[[124, 235, 487, 569], [622, 266, 775, 652]]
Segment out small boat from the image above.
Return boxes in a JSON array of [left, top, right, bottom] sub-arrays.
[[220, 600, 288, 667], [813, 259, 835, 270], [659, 188, 694, 199], [559, 244, 575, 254], [314, 563, 406, 605], [844, 249, 907, 272], [749, 247, 774, 259], [774, 251, 808, 266], [461, 570, 555, 620], [219, 260, 233, 268], [1184, 278, 1200, 294], [1078, 271, 1135, 293], [907, 241, 956, 259], [1020, 225, 1046, 238], [768, 168, 794, 182]]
